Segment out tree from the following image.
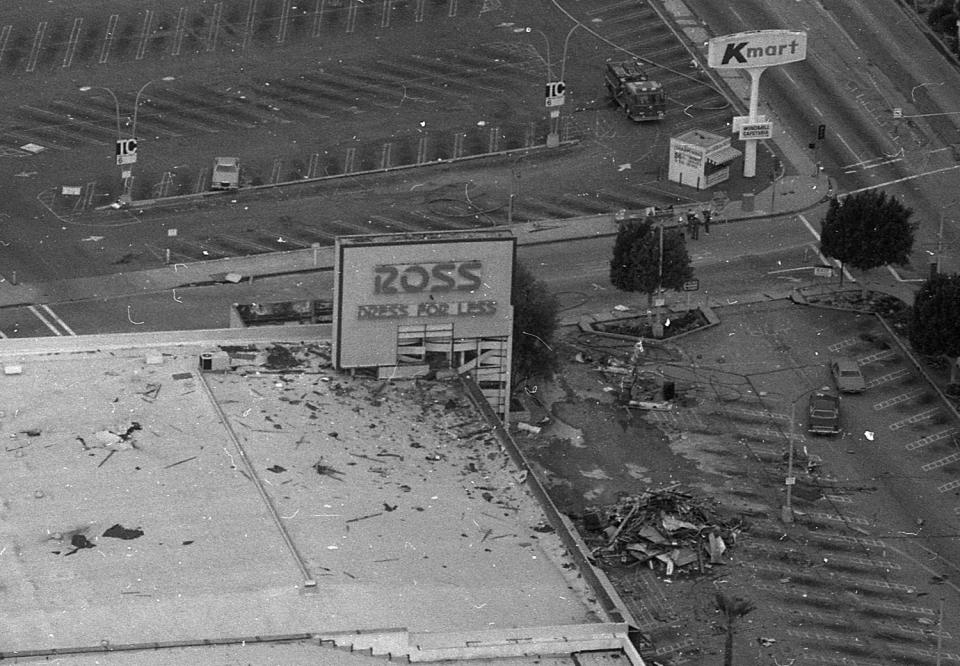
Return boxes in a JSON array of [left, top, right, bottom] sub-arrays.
[[909, 273, 960, 382], [819, 190, 915, 288], [716, 593, 755, 666], [609, 219, 693, 306], [927, 0, 959, 37], [511, 261, 560, 384]]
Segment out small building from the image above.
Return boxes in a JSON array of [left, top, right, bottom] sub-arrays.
[[667, 129, 741, 190]]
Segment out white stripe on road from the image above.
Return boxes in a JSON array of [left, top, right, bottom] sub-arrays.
[[27, 304, 75, 336], [41, 304, 76, 336], [797, 214, 856, 283]]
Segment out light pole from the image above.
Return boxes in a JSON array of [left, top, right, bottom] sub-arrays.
[[131, 76, 174, 139], [80, 76, 175, 204], [525, 24, 580, 148]]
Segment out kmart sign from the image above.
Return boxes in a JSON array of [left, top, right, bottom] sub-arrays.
[[707, 30, 807, 69]]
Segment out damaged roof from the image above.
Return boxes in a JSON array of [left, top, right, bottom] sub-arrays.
[[0, 341, 603, 663]]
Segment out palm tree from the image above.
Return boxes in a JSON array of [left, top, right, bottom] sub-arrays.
[[716, 592, 756, 666]]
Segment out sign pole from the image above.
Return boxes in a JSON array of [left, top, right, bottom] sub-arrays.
[[744, 67, 765, 178]]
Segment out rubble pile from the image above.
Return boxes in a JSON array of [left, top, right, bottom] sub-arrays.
[[586, 486, 743, 575]]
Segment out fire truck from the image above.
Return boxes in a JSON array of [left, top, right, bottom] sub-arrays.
[[604, 60, 666, 122]]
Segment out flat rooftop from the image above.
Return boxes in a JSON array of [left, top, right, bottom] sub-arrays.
[[0, 342, 603, 660]]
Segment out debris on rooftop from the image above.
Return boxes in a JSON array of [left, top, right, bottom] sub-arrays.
[[85, 422, 143, 450], [103, 524, 144, 540], [585, 486, 742, 576]]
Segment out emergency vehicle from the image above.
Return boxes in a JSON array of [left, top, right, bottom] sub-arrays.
[[604, 60, 666, 122]]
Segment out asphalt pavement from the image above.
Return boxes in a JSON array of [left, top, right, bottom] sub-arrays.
[[0, 172, 831, 310]]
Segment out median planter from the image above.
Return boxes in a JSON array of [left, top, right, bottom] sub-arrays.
[[581, 305, 718, 342]]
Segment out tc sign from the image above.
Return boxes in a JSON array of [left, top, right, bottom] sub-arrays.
[[707, 30, 807, 69]]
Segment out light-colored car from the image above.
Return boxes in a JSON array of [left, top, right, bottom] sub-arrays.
[[211, 156, 240, 190], [808, 389, 841, 435], [830, 358, 865, 393]]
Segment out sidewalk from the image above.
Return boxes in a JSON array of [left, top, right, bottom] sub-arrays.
[[0, 173, 830, 309]]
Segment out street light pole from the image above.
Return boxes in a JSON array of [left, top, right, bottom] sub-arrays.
[[78, 86, 122, 140], [80, 77, 174, 205], [130, 76, 174, 140], [784, 384, 831, 523]]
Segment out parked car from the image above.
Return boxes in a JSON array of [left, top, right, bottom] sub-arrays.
[[808, 389, 841, 435], [211, 156, 240, 190], [830, 358, 866, 393]]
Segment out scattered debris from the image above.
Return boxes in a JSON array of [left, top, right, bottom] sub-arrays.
[[586, 486, 742, 576], [64, 533, 95, 556], [164, 456, 197, 469], [97, 450, 117, 468], [346, 512, 382, 524], [312, 459, 345, 480], [103, 524, 144, 540], [138, 384, 162, 401]]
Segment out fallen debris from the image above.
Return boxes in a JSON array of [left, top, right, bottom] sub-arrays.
[[312, 459, 345, 480], [103, 524, 144, 540], [585, 486, 742, 576]]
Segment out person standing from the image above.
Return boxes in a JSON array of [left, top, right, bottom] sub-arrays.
[[687, 212, 700, 240]]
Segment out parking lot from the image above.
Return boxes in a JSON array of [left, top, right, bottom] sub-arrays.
[[520, 295, 960, 663], [0, 0, 779, 285]]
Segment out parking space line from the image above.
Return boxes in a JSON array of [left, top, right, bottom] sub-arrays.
[[865, 368, 910, 389], [909, 427, 960, 452], [414, 0, 425, 22], [0, 25, 10, 66], [939, 479, 960, 493], [346, 0, 358, 34], [62, 18, 82, 68], [857, 349, 897, 365], [25, 21, 46, 73], [217, 233, 285, 253], [827, 337, 858, 352], [135, 10, 153, 60], [888, 407, 939, 430], [921, 449, 960, 471], [3, 130, 68, 151], [207, 2, 223, 52], [243, 0, 257, 49], [27, 305, 62, 336], [804, 511, 871, 525], [312, 0, 324, 37], [448, 0, 458, 17], [873, 387, 925, 411], [380, 0, 391, 28], [172, 7, 186, 56], [40, 305, 76, 336], [278, 0, 291, 43], [99, 14, 118, 64]]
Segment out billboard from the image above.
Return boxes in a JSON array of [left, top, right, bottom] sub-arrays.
[[707, 30, 807, 69], [333, 230, 516, 369]]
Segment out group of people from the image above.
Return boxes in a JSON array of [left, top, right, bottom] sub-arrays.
[[684, 210, 711, 239], [640, 205, 713, 240]]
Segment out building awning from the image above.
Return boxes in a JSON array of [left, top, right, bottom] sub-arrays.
[[705, 146, 742, 165]]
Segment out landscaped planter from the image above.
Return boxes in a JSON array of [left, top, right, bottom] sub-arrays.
[[582, 305, 718, 342]]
